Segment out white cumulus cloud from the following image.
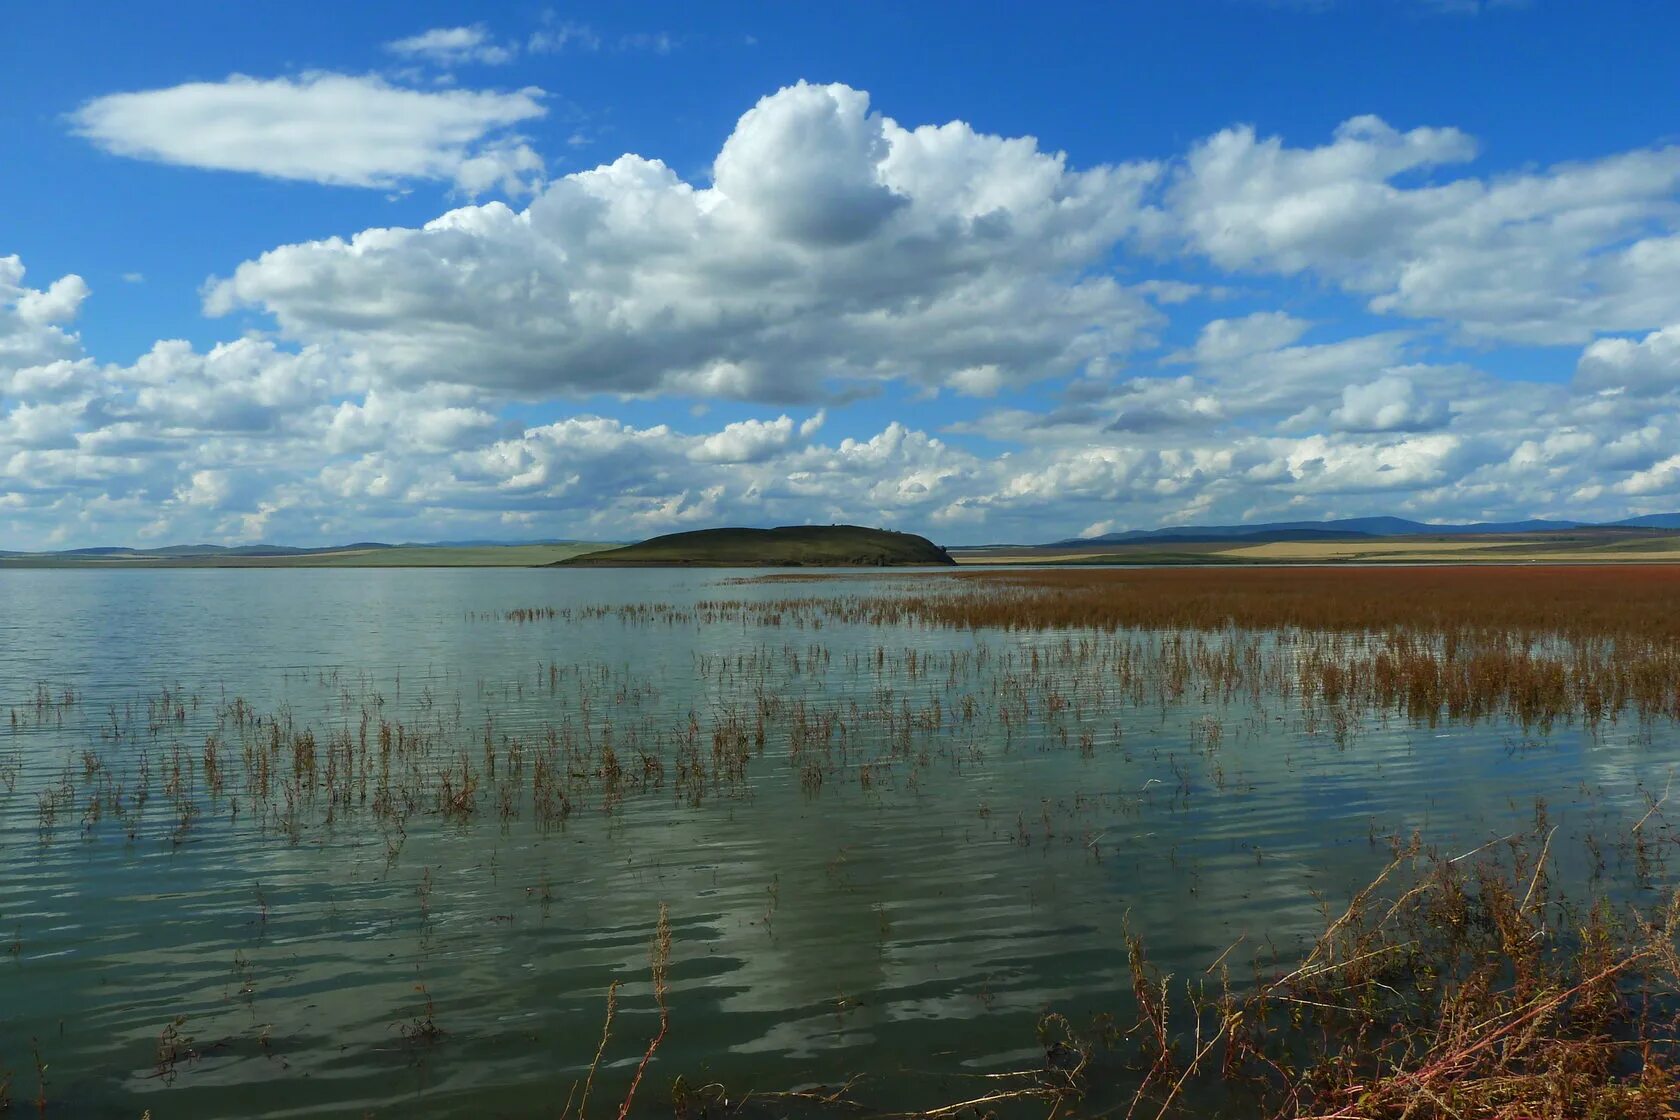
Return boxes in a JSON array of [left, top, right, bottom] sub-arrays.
[[1168, 117, 1680, 343], [200, 81, 1163, 404], [1332, 374, 1450, 432], [1577, 325, 1680, 396], [1, 256, 91, 392], [16, 82, 1680, 548]]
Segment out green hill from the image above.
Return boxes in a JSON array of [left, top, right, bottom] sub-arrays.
[[554, 525, 954, 567]]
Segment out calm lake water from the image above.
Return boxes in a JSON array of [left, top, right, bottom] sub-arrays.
[[0, 568, 1669, 1117]]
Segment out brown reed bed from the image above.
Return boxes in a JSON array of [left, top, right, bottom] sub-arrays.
[[1132, 825, 1680, 1120], [691, 566, 1680, 729], [836, 564, 1680, 642], [8, 616, 1677, 854]]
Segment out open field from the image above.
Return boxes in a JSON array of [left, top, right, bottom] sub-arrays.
[[0, 543, 609, 568], [955, 529, 1680, 565], [1226, 533, 1680, 562]]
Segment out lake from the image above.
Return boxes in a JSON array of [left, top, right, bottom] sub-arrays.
[[0, 567, 1670, 1117]]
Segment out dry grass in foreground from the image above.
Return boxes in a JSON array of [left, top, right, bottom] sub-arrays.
[[1119, 828, 1680, 1120], [668, 829, 1680, 1120]]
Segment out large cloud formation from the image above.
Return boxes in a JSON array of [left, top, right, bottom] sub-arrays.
[[7, 81, 1680, 548], [203, 82, 1164, 402]]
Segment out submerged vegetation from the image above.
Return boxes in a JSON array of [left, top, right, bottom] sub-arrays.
[[1104, 829, 1679, 1120], [3, 564, 1679, 1116], [687, 824, 1680, 1119]]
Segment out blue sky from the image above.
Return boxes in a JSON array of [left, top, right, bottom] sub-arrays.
[[3, 0, 1680, 547]]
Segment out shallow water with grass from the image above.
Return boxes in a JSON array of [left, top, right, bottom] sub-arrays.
[[0, 567, 1673, 1117]]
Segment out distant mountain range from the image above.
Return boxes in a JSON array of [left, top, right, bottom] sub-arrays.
[[1052, 514, 1680, 547], [0, 539, 585, 559]]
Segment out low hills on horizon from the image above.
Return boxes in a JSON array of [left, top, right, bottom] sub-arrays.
[[0, 525, 957, 569], [0, 537, 590, 559], [556, 525, 954, 567], [7, 512, 1680, 568], [1047, 512, 1680, 547], [0, 539, 612, 568]]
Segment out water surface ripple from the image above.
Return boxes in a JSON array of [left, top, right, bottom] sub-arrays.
[[0, 568, 1669, 1116]]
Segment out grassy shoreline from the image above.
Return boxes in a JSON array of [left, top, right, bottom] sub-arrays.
[[952, 528, 1680, 566], [11, 525, 1680, 569]]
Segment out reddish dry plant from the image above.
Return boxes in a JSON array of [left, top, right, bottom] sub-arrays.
[[669, 832, 1680, 1120], [757, 563, 1680, 641], [566, 904, 673, 1120], [617, 903, 672, 1120], [696, 565, 1680, 730], [1113, 829, 1680, 1120]]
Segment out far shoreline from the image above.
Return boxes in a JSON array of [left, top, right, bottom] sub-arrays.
[[8, 524, 1680, 569]]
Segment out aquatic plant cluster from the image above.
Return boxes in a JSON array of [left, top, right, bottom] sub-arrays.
[[1, 565, 1678, 1117], [721, 564, 1680, 730]]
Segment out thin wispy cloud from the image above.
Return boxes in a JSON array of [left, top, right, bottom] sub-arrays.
[[72, 73, 547, 194], [384, 24, 515, 66], [528, 20, 601, 53]]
